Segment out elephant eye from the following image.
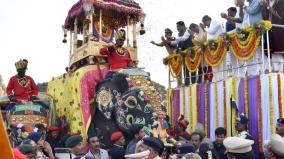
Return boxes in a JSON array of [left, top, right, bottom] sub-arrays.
[[125, 96, 137, 108]]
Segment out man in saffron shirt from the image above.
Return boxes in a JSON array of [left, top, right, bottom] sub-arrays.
[[100, 30, 133, 70], [6, 59, 38, 101]]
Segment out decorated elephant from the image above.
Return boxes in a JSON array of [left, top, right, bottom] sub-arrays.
[[89, 71, 156, 149]]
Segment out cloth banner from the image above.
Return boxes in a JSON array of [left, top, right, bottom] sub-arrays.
[[167, 73, 284, 153]]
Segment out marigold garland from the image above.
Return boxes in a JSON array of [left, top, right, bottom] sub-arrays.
[[232, 77, 238, 136], [244, 77, 249, 118], [280, 74, 284, 118], [167, 54, 183, 78], [184, 48, 202, 72], [268, 75, 275, 135], [278, 73, 283, 117], [204, 38, 227, 67], [215, 83, 219, 128], [257, 76, 263, 152], [229, 20, 272, 61], [223, 81, 227, 129], [204, 84, 208, 137], [230, 32, 261, 61]]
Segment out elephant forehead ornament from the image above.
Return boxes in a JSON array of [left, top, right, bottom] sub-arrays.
[[96, 87, 121, 119]]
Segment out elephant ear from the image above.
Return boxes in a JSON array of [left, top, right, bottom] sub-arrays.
[[111, 73, 129, 94], [115, 90, 154, 134]]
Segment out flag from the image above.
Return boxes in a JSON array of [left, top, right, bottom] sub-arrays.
[[0, 113, 14, 158]]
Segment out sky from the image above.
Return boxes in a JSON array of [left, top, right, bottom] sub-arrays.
[[0, 0, 234, 88]]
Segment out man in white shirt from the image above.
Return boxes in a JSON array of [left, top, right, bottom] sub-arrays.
[[85, 134, 109, 159], [200, 15, 225, 82], [201, 15, 224, 40]]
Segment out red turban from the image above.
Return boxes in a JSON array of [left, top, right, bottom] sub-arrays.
[[178, 121, 188, 129], [48, 125, 60, 132], [111, 131, 123, 142]]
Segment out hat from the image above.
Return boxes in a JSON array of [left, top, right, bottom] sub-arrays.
[[15, 59, 28, 70], [27, 132, 42, 143], [277, 118, 284, 125], [270, 134, 284, 157], [65, 135, 83, 148], [125, 150, 150, 159], [48, 125, 60, 132], [181, 153, 202, 159], [236, 113, 248, 125], [115, 30, 125, 41], [177, 144, 196, 157], [223, 137, 254, 153], [111, 131, 123, 142], [19, 144, 36, 154], [143, 137, 163, 153]]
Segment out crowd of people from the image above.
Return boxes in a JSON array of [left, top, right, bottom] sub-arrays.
[[151, 0, 284, 86], [7, 113, 284, 159]]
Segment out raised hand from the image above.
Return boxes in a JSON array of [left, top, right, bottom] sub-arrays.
[[221, 13, 228, 19]]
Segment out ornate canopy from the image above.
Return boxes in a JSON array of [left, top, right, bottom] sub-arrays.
[[64, 0, 145, 30]]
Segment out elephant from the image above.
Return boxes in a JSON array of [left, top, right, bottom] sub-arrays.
[[89, 71, 155, 149]]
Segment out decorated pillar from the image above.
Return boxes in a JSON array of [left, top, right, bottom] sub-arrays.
[[127, 16, 130, 47], [88, 10, 94, 42], [73, 18, 78, 53], [99, 9, 102, 42], [133, 21, 137, 48]]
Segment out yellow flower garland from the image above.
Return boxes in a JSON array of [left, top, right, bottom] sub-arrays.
[[232, 27, 253, 46], [204, 84, 208, 136], [215, 83, 219, 128], [268, 75, 275, 135], [229, 20, 272, 61], [280, 73, 284, 118], [184, 48, 202, 72], [204, 38, 227, 67], [232, 77, 238, 136], [230, 32, 261, 61], [167, 54, 183, 78], [244, 77, 249, 118]]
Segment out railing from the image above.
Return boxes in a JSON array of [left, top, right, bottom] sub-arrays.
[[165, 21, 284, 88]]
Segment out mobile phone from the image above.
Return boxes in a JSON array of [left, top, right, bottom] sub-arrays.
[[54, 148, 72, 159]]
